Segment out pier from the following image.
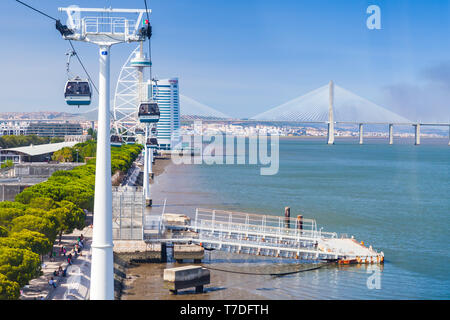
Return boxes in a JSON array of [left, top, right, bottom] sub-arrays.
[[133, 208, 385, 265]]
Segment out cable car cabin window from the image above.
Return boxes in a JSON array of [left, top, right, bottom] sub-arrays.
[[65, 81, 91, 97], [111, 135, 122, 143], [138, 103, 160, 120]]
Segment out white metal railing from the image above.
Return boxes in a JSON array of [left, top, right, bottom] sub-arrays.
[[72, 17, 137, 36]]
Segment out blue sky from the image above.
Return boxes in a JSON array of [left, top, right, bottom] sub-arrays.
[[0, 0, 449, 122]]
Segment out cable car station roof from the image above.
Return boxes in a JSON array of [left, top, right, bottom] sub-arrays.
[[1, 141, 79, 157]]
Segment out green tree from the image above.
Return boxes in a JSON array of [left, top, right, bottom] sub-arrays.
[[48, 202, 85, 244], [0, 208, 25, 227], [0, 201, 27, 210], [52, 147, 74, 163], [10, 230, 52, 258], [0, 160, 14, 169], [0, 247, 41, 287], [0, 135, 52, 149], [0, 237, 28, 249], [50, 137, 64, 144], [29, 198, 57, 211], [87, 128, 97, 140], [0, 274, 20, 300], [10, 215, 56, 244], [0, 226, 8, 237]]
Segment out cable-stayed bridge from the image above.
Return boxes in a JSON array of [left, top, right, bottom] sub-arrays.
[[180, 95, 232, 121], [250, 81, 449, 145], [252, 82, 411, 124]]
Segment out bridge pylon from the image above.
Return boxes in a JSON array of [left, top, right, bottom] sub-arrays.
[[327, 81, 335, 145]]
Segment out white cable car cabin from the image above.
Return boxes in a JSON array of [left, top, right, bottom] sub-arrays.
[[138, 102, 160, 123], [110, 135, 123, 147], [65, 77, 92, 106]]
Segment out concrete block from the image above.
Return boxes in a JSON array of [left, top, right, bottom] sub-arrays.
[[163, 266, 210, 293]]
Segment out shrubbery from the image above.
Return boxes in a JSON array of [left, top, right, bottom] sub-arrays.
[[0, 143, 142, 299]]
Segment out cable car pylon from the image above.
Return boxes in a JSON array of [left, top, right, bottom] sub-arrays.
[[58, 6, 152, 301], [133, 40, 160, 206]]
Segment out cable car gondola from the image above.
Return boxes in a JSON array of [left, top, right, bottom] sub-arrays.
[[65, 76, 92, 106], [135, 128, 145, 135], [146, 137, 158, 148], [125, 136, 136, 145], [138, 101, 160, 123], [110, 135, 123, 147]]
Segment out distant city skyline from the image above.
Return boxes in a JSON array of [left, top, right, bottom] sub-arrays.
[[0, 0, 449, 122]]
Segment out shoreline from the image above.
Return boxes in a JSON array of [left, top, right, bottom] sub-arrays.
[[117, 155, 271, 300]]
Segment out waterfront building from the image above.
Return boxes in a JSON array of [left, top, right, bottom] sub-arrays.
[[27, 122, 83, 137], [147, 78, 180, 150], [0, 121, 29, 136]]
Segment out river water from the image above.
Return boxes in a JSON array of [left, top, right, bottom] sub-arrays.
[[122, 137, 450, 300]]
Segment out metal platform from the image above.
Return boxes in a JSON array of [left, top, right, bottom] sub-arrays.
[[143, 208, 384, 264]]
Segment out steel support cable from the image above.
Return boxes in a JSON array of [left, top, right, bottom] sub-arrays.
[[143, 0, 153, 97], [13, 0, 119, 122], [15, 0, 58, 21], [68, 40, 99, 95], [14, 0, 99, 95]]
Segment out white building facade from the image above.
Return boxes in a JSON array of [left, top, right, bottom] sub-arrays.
[[148, 78, 180, 150]]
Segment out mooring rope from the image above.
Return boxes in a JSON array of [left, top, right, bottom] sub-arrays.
[[202, 263, 328, 277]]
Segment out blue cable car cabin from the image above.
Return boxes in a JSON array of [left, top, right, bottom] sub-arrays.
[[138, 102, 160, 123], [65, 77, 92, 106]]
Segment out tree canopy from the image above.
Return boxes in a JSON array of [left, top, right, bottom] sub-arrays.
[[0, 247, 41, 287], [0, 273, 20, 300], [10, 230, 52, 257], [0, 143, 142, 298], [0, 135, 63, 149], [10, 215, 56, 244]]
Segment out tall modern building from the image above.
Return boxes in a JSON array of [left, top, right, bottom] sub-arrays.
[[147, 78, 180, 150]]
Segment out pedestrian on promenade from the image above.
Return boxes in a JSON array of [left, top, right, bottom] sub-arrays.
[[80, 234, 84, 244], [63, 246, 67, 256], [67, 253, 72, 265], [48, 277, 57, 288]]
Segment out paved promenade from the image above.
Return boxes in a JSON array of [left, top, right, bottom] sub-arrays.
[[20, 224, 92, 300]]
